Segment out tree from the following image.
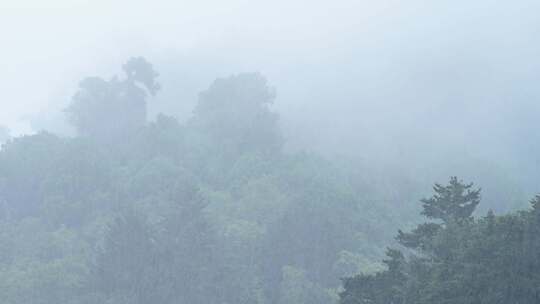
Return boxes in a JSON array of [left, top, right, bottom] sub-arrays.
[[0, 125, 9, 144], [340, 249, 405, 304], [191, 73, 283, 156], [0, 132, 65, 219], [88, 211, 164, 304], [397, 177, 480, 252], [279, 266, 335, 304], [65, 57, 160, 141], [86, 167, 218, 304], [420, 176, 480, 223], [123, 57, 161, 96], [340, 177, 483, 304], [338, 177, 540, 304]]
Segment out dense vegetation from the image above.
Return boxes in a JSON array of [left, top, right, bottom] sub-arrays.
[[340, 177, 540, 304], [0, 58, 399, 304], [1, 57, 538, 303]]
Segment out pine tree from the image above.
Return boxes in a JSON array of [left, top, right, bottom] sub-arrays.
[[421, 176, 480, 223]]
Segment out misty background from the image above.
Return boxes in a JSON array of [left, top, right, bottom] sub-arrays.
[[4, 1, 540, 303], [2, 0, 540, 213]]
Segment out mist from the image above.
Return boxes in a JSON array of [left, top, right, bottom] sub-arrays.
[[5, 0, 540, 201], [1, 1, 540, 303]]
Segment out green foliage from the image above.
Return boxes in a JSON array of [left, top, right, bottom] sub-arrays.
[[279, 266, 336, 304], [340, 177, 540, 304], [4, 57, 538, 303], [0, 59, 402, 303], [420, 176, 480, 223]]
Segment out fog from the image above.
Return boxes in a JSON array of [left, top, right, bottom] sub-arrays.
[[4, 0, 540, 206], [2, 1, 540, 303]]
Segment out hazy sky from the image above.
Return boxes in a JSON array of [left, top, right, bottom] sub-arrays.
[[4, 0, 534, 130], [1, 0, 390, 133], [2, 0, 540, 211], [2, 0, 540, 167]]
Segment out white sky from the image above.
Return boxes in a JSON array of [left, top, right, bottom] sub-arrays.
[[2, 0, 540, 212], [1, 0, 539, 139], [0, 0, 396, 132]]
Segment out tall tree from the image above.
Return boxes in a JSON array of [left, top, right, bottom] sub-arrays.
[[65, 57, 160, 141], [397, 176, 480, 252], [421, 176, 480, 223], [191, 73, 283, 156], [340, 177, 484, 304]]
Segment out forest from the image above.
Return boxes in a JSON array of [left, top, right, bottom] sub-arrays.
[[1, 57, 540, 303]]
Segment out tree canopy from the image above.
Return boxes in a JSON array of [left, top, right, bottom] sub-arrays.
[[0, 59, 398, 304], [1, 58, 537, 304], [340, 177, 540, 304], [65, 57, 160, 141]]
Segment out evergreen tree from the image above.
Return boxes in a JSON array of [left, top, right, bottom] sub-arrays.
[[421, 176, 480, 223], [339, 177, 540, 304]]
